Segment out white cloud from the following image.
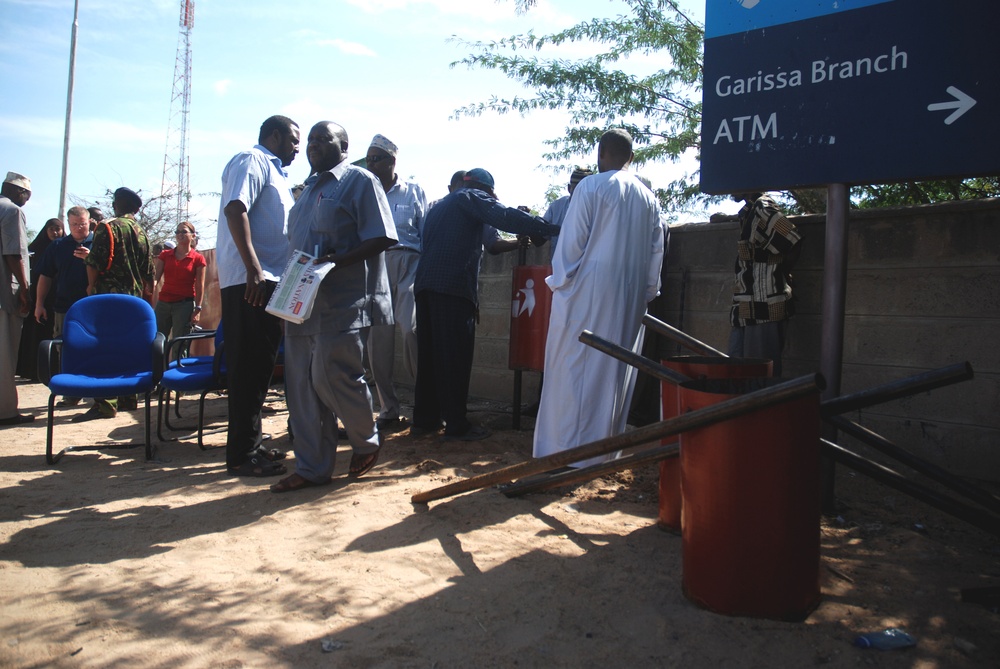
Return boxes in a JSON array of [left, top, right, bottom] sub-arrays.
[[213, 79, 233, 96], [314, 39, 378, 57]]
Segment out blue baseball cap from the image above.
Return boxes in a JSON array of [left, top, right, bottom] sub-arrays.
[[463, 168, 495, 190]]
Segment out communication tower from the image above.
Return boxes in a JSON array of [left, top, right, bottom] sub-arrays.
[[159, 0, 194, 226]]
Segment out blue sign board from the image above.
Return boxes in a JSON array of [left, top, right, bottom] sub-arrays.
[[700, 0, 1000, 193]]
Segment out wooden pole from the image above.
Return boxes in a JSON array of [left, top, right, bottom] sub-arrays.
[[502, 443, 678, 498], [411, 373, 823, 505]]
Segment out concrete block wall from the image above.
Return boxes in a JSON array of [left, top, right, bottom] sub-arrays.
[[459, 198, 1000, 481]]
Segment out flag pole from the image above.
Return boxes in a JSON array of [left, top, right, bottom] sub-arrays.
[[58, 0, 80, 219]]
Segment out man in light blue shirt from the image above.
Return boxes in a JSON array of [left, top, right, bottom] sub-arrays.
[[540, 166, 593, 260], [217, 115, 299, 477], [364, 134, 428, 433], [270, 121, 397, 493]]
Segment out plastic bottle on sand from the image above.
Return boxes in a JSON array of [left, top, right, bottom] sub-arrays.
[[853, 628, 916, 650]]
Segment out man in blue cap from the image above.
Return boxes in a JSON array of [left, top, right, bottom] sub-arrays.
[[411, 168, 558, 441]]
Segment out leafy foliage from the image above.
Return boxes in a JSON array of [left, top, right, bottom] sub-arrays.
[[452, 0, 711, 213], [853, 177, 1000, 209]]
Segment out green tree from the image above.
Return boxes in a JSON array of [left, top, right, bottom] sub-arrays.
[[453, 0, 708, 214], [853, 177, 1000, 209], [456, 0, 997, 215]]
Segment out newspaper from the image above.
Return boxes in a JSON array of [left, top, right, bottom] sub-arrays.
[[265, 250, 336, 324]]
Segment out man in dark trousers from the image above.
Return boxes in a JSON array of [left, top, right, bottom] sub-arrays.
[[412, 168, 558, 441], [216, 115, 299, 477]]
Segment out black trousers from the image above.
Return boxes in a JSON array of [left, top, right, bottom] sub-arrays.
[[413, 291, 476, 436], [221, 284, 282, 468]]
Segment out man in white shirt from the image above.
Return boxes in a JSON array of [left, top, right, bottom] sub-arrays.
[[216, 115, 299, 477], [363, 134, 428, 434]]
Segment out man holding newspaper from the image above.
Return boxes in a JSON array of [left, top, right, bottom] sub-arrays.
[[269, 121, 398, 494]]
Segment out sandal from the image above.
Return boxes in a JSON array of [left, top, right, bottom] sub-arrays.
[[270, 472, 329, 493], [227, 454, 287, 478], [349, 449, 380, 478], [257, 447, 287, 461]]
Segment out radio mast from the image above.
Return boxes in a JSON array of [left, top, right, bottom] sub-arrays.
[[159, 0, 194, 227]]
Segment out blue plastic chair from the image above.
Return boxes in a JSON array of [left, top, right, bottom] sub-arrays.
[[38, 294, 166, 464], [156, 323, 227, 449]]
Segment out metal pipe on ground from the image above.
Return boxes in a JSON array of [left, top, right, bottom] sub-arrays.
[[642, 313, 728, 357], [582, 329, 973, 419], [411, 373, 824, 505], [638, 316, 974, 416], [524, 331, 976, 502], [501, 443, 679, 498], [821, 439, 1000, 538], [578, 330, 690, 386], [821, 362, 973, 416], [828, 415, 1000, 515], [505, 434, 1000, 539]]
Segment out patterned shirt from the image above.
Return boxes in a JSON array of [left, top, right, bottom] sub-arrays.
[[414, 188, 558, 306], [215, 144, 294, 289], [730, 195, 802, 326], [85, 216, 153, 297]]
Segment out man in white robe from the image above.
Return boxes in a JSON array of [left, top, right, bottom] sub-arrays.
[[532, 128, 665, 467]]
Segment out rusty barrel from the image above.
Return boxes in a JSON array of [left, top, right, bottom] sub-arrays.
[[679, 377, 821, 620], [658, 357, 772, 532]]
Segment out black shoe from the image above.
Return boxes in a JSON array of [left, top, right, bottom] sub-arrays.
[[71, 406, 115, 423], [443, 425, 492, 442], [0, 413, 34, 426], [227, 454, 288, 477], [409, 422, 444, 438], [376, 416, 409, 434]]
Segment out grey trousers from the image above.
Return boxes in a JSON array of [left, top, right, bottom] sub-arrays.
[[0, 309, 24, 419], [285, 328, 380, 483], [367, 248, 419, 419]]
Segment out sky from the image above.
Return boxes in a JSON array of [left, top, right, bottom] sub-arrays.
[[1, 0, 733, 243]]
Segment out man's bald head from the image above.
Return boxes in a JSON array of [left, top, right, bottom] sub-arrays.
[[597, 128, 634, 173]]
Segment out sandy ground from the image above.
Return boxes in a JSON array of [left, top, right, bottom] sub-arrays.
[[1, 377, 998, 668]]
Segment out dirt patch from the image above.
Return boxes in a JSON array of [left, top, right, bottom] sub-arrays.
[[0, 379, 997, 668]]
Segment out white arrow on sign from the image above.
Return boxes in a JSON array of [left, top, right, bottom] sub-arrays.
[[927, 86, 977, 125]]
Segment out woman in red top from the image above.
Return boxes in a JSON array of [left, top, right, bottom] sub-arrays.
[[154, 221, 207, 346]]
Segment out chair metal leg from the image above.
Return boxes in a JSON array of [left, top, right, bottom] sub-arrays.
[[197, 390, 226, 450], [164, 389, 181, 431], [145, 391, 155, 460], [45, 393, 60, 465]]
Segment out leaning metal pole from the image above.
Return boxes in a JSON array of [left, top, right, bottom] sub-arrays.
[[822, 439, 1000, 538], [641, 314, 728, 357], [411, 373, 824, 505], [57, 0, 81, 219]]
